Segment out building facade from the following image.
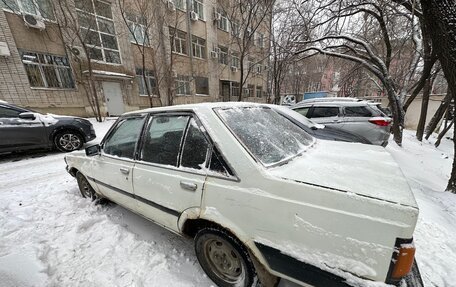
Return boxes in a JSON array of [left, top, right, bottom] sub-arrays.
[[0, 0, 271, 116]]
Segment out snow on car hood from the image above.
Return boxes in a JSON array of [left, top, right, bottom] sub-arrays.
[[269, 140, 418, 208]]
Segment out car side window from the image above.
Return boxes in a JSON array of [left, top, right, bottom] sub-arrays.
[[345, 106, 373, 117], [0, 107, 21, 118], [103, 117, 145, 159], [141, 115, 190, 166], [209, 147, 234, 177], [310, 107, 339, 118], [293, 107, 309, 117], [180, 118, 210, 170]]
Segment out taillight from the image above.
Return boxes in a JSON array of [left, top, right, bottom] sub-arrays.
[[391, 242, 416, 279], [369, 118, 391, 126]]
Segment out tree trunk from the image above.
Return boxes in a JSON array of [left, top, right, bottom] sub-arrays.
[[238, 55, 245, 102], [87, 58, 102, 122], [384, 77, 404, 145], [435, 120, 453, 147], [425, 89, 452, 139], [420, 0, 456, 192], [416, 77, 431, 141]]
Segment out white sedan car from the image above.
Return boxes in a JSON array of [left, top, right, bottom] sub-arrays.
[[65, 102, 419, 287]]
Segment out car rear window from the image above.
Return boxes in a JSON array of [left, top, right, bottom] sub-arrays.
[[311, 107, 339, 118], [344, 106, 375, 117], [217, 107, 314, 166]]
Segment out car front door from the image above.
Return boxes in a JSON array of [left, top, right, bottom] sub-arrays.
[[0, 106, 47, 152], [89, 115, 146, 211], [132, 114, 209, 232], [307, 105, 343, 128]]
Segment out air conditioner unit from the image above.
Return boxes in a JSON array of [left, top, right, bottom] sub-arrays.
[[167, 0, 176, 11], [231, 66, 238, 72], [246, 28, 252, 35], [23, 14, 45, 30], [214, 12, 221, 21], [190, 11, 198, 21], [171, 70, 177, 78], [210, 50, 218, 59]]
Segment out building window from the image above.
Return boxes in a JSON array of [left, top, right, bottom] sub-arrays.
[[231, 82, 240, 98], [1, 0, 55, 20], [21, 51, 75, 89], [257, 32, 264, 48], [248, 57, 255, 70], [175, 75, 191, 95], [195, 76, 209, 95], [125, 13, 149, 45], [173, 0, 186, 11], [256, 86, 262, 97], [217, 8, 228, 32], [231, 20, 240, 37], [192, 35, 206, 59], [231, 52, 239, 68], [244, 84, 254, 98], [136, 68, 156, 96], [169, 27, 188, 55], [76, 0, 121, 64], [192, 0, 204, 20], [218, 46, 228, 65]]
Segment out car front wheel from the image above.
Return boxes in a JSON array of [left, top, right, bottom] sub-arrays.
[[195, 227, 257, 287], [55, 131, 83, 152], [76, 172, 96, 200]]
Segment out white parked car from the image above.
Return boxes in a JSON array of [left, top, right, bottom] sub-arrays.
[[65, 103, 419, 287]]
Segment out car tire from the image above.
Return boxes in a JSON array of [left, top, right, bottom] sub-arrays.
[[76, 172, 96, 200], [54, 131, 84, 152], [195, 227, 258, 287]]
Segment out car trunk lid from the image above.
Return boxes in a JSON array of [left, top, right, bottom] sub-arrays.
[[268, 140, 418, 208]]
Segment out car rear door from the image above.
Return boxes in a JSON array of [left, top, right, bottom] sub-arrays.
[[132, 113, 209, 232], [0, 106, 47, 152], [89, 115, 146, 211], [341, 105, 389, 145], [307, 105, 343, 128]]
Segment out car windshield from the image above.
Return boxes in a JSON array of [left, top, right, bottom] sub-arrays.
[[217, 107, 314, 167]]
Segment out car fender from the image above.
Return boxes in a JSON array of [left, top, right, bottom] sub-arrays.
[[178, 206, 272, 272]]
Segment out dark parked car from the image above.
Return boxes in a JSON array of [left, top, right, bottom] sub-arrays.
[[272, 105, 372, 144], [0, 101, 96, 153]]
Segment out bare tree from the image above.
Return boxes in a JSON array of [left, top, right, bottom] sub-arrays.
[[420, 0, 456, 192], [218, 0, 274, 101], [118, 0, 156, 107], [55, 0, 104, 121], [269, 1, 304, 103]]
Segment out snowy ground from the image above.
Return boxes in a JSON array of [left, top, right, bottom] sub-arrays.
[[0, 119, 455, 287]]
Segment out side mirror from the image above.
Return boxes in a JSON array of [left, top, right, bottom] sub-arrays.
[[18, 112, 36, 120], [85, 144, 101, 156]]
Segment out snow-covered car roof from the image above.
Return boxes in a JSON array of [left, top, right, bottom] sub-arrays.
[[123, 102, 267, 116]]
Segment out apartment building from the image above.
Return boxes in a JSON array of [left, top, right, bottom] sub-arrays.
[[0, 0, 271, 116]]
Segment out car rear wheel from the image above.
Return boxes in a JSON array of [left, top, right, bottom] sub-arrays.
[[195, 227, 257, 287], [76, 172, 96, 200], [55, 131, 83, 152]]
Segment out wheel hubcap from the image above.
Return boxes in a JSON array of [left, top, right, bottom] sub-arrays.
[[59, 134, 81, 151], [204, 237, 245, 283], [80, 178, 92, 198]]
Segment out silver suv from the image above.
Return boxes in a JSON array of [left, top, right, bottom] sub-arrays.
[[291, 99, 391, 146]]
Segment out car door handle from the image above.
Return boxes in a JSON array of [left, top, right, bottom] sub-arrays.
[[180, 181, 197, 191], [120, 167, 130, 175]]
